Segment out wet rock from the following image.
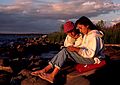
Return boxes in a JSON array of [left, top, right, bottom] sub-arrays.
[[0, 59, 4, 66], [0, 58, 10, 66], [0, 66, 13, 73], [0, 58, 13, 73], [66, 75, 90, 85], [0, 43, 120, 85], [104, 46, 120, 60], [21, 76, 51, 85], [10, 74, 24, 85], [18, 69, 32, 77], [0, 71, 12, 85]]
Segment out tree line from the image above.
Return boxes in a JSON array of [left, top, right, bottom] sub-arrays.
[[96, 20, 120, 44], [47, 20, 120, 44]]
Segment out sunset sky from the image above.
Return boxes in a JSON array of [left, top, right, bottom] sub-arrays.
[[0, 0, 120, 33]]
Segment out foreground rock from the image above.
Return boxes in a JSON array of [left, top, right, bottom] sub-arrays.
[[0, 45, 120, 85]]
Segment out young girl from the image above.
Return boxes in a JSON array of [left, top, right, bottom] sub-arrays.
[[63, 21, 83, 47]]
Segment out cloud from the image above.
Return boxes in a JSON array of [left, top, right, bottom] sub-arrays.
[[0, 13, 61, 33], [0, 0, 120, 33], [0, 0, 119, 19], [111, 17, 120, 25]]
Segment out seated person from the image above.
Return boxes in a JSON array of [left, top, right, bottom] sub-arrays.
[[63, 21, 83, 47]]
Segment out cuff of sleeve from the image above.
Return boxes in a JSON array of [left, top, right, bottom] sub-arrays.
[[78, 49, 83, 56], [48, 62, 54, 68], [55, 65, 61, 70]]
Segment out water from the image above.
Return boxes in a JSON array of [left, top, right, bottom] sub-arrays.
[[0, 34, 42, 46], [0, 33, 59, 59], [40, 51, 58, 59], [0, 34, 41, 41]]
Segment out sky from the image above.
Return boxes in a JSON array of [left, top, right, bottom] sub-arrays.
[[0, 0, 120, 34]]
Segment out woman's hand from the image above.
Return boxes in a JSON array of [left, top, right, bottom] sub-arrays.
[[67, 46, 79, 52]]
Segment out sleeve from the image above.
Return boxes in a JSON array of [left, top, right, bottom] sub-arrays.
[[64, 35, 75, 47], [78, 36, 98, 58], [74, 35, 83, 47]]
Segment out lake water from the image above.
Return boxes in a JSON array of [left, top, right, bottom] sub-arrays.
[[0, 34, 43, 45], [0, 34, 58, 59]]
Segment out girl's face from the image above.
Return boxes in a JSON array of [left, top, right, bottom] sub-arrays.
[[77, 24, 88, 35], [67, 31, 76, 38]]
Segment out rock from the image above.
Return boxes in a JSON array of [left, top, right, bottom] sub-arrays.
[[0, 66, 13, 73], [21, 76, 51, 85], [65, 70, 96, 85], [66, 75, 90, 85], [18, 69, 32, 77], [104, 46, 120, 60], [0, 59, 4, 66], [0, 58, 10, 66], [0, 71, 12, 85]]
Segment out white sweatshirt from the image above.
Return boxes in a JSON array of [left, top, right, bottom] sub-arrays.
[[78, 30, 105, 59], [64, 34, 83, 47]]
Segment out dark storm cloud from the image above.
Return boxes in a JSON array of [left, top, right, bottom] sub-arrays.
[[0, 12, 60, 33]]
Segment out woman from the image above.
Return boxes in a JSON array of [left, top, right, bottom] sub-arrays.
[[31, 16, 105, 83]]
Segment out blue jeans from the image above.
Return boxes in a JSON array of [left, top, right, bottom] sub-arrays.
[[49, 48, 94, 69]]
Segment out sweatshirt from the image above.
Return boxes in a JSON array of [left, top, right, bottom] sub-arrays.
[[78, 30, 105, 59], [64, 34, 83, 47]]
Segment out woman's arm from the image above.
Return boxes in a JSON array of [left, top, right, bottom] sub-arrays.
[[78, 36, 103, 58], [67, 36, 103, 59], [67, 46, 80, 52]]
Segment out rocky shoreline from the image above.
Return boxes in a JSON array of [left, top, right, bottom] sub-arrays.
[[0, 35, 120, 85]]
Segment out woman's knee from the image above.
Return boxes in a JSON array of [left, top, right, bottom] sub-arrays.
[[62, 48, 67, 51]]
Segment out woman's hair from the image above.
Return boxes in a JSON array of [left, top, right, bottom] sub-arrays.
[[75, 16, 97, 30]]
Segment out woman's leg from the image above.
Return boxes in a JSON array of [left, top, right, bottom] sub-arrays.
[[49, 48, 70, 69], [43, 67, 59, 82], [38, 67, 59, 83], [49, 48, 94, 69], [31, 64, 52, 75], [31, 48, 68, 76], [67, 51, 95, 64], [38, 48, 69, 83], [37, 48, 94, 83]]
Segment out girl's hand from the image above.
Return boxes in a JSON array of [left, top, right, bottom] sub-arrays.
[[74, 34, 80, 39]]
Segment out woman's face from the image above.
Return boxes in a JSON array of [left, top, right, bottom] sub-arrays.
[[77, 24, 88, 35]]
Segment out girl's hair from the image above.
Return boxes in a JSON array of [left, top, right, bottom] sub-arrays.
[[68, 28, 80, 34], [74, 29, 80, 34], [75, 16, 97, 30]]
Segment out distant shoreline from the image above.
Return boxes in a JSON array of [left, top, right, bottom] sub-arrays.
[[0, 33, 48, 35]]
